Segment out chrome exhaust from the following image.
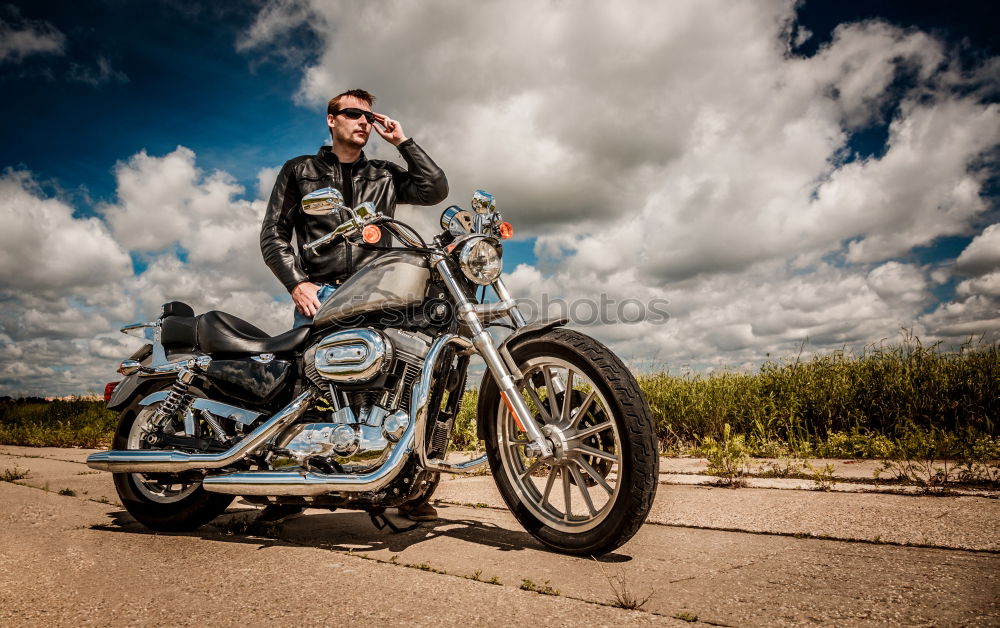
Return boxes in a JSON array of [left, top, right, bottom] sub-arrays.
[[201, 334, 479, 496], [201, 416, 415, 496], [85, 390, 316, 473]]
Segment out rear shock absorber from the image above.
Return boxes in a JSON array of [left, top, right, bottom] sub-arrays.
[[150, 358, 210, 430]]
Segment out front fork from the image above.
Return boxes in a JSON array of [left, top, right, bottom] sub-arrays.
[[433, 256, 554, 458]]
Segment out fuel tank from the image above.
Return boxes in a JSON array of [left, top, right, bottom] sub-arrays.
[[312, 251, 431, 329]]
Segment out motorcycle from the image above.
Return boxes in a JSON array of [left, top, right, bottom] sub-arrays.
[[87, 189, 659, 555]]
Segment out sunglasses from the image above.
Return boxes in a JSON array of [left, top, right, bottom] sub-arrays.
[[334, 108, 375, 124]]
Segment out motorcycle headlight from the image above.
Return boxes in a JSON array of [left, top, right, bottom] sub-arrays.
[[457, 237, 503, 285]]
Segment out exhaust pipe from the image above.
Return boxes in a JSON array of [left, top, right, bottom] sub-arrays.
[[85, 390, 316, 473], [201, 416, 415, 496], [201, 334, 475, 496]]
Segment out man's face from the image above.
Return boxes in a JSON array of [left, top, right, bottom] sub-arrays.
[[328, 95, 373, 149]]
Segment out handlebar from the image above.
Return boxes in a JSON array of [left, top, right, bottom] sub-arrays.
[[303, 202, 428, 252], [303, 202, 383, 252]]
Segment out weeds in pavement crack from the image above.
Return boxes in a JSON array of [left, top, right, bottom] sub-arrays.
[[593, 558, 654, 610], [1, 466, 28, 482]]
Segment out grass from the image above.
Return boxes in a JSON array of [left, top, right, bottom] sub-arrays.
[[594, 559, 654, 610], [642, 334, 998, 455], [1, 466, 28, 482], [0, 397, 117, 448]]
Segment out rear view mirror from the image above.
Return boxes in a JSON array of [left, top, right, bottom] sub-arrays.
[[302, 187, 347, 215], [471, 189, 496, 215]]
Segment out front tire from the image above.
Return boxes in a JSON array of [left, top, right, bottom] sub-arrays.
[[480, 328, 658, 555], [112, 384, 234, 531]]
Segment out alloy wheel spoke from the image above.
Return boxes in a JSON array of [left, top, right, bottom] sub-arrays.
[[542, 367, 560, 420], [570, 390, 597, 429], [561, 466, 573, 520], [568, 464, 598, 516], [573, 420, 613, 441], [540, 467, 558, 509], [519, 458, 543, 480], [561, 369, 575, 424], [574, 443, 619, 464], [576, 457, 614, 495], [524, 385, 552, 424]]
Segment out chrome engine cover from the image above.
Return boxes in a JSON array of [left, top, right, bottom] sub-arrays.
[[306, 328, 392, 385], [278, 407, 409, 469]]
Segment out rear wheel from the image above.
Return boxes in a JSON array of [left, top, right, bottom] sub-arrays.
[[112, 383, 234, 531], [481, 328, 658, 555]]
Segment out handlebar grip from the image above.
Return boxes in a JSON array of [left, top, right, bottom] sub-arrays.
[[304, 232, 335, 252]]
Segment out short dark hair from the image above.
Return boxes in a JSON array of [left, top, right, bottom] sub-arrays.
[[327, 89, 375, 115]]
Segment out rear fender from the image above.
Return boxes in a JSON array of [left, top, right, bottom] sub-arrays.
[[107, 372, 175, 412]]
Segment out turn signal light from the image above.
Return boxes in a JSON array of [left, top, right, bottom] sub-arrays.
[[498, 221, 514, 239], [362, 224, 382, 244]]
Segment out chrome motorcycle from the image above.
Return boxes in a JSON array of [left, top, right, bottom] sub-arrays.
[[87, 189, 658, 555]]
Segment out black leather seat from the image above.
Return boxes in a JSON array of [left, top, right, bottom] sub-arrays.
[[195, 311, 310, 355]]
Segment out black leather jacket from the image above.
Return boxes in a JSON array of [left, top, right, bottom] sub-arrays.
[[260, 139, 448, 292]]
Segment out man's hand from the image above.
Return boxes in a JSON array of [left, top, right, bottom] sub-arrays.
[[373, 113, 408, 146], [291, 281, 322, 317]]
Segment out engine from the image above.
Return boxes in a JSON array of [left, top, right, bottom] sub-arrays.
[[286, 327, 432, 471]]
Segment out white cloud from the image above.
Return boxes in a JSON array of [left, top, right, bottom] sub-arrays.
[[0, 14, 65, 64], [0, 170, 132, 294], [955, 223, 1000, 276], [866, 262, 929, 308], [956, 272, 1000, 298]]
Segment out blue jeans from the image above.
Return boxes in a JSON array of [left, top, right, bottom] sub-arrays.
[[292, 283, 338, 328]]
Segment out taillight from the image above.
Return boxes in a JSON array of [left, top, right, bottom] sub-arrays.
[[104, 381, 120, 403]]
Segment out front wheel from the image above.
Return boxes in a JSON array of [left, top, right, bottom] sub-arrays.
[[480, 328, 658, 555]]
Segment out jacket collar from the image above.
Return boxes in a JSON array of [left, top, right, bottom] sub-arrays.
[[318, 145, 368, 168]]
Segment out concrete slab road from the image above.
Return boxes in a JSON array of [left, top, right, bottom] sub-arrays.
[[0, 448, 997, 626]]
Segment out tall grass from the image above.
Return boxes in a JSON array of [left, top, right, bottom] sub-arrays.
[[640, 335, 998, 453], [0, 398, 118, 447]]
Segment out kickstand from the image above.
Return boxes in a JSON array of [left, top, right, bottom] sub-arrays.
[[368, 508, 419, 533]]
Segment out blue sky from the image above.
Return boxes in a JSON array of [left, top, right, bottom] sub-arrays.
[[1, 1, 998, 395]]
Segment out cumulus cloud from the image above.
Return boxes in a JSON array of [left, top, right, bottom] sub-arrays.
[[0, 11, 65, 63], [238, 0, 1000, 364], [955, 223, 1000, 276], [98, 146, 290, 330], [0, 170, 132, 294]]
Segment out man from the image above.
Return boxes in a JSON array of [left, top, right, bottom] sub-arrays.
[[261, 88, 448, 327], [259, 89, 447, 523]]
